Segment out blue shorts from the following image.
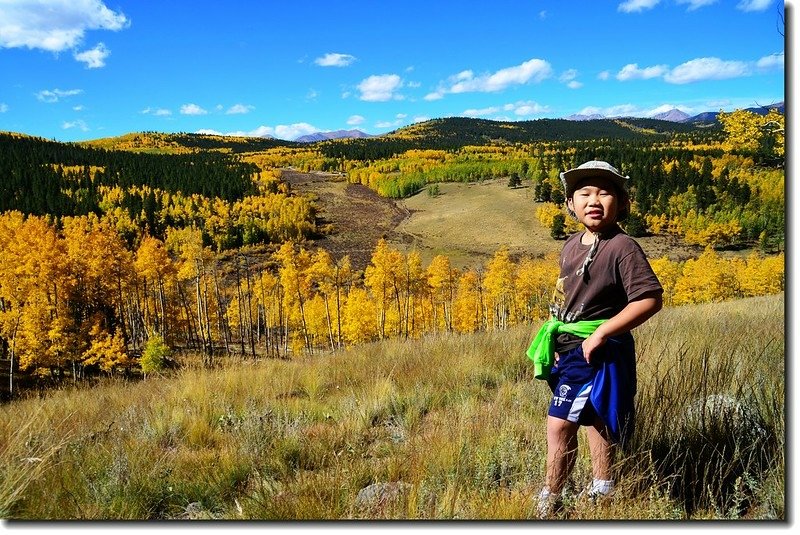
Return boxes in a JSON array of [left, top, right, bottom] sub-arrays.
[[546, 345, 599, 425], [546, 334, 636, 429]]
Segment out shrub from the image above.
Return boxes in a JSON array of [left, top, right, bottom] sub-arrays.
[[140, 335, 170, 375]]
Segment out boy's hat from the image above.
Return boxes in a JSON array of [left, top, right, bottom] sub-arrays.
[[560, 160, 629, 198]]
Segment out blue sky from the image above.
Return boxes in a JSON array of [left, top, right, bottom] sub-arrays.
[[0, 0, 787, 142]]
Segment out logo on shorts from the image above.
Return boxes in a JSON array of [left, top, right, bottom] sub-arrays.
[[554, 385, 572, 407]]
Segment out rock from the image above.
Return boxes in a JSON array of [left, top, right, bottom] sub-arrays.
[[682, 393, 766, 441], [355, 482, 412, 515]]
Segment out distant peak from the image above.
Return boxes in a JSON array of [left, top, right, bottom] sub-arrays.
[[294, 129, 375, 143], [651, 108, 691, 122]]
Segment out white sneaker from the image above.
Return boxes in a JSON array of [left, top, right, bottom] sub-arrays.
[[578, 479, 614, 504], [536, 487, 563, 519]]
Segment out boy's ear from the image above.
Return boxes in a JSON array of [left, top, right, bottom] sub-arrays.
[[566, 197, 574, 211]]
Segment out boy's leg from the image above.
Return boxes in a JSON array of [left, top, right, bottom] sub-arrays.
[[545, 415, 579, 493], [586, 418, 614, 481], [584, 417, 615, 499]]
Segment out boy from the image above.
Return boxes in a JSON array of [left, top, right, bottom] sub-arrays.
[[526, 160, 663, 517]]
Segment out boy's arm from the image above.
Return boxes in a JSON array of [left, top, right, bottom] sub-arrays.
[[581, 290, 663, 363]]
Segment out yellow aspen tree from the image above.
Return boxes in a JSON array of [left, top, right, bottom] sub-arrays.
[[0, 214, 74, 385], [134, 235, 176, 344], [81, 322, 132, 374], [330, 256, 354, 349], [307, 249, 339, 351], [254, 269, 282, 357], [62, 216, 136, 373], [483, 247, 515, 330], [275, 242, 314, 355], [228, 253, 257, 357], [649, 256, 683, 307], [672, 248, 738, 305], [401, 250, 426, 338], [453, 269, 483, 333], [735, 252, 785, 297], [719, 108, 785, 159], [341, 286, 378, 346], [166, 227, 215, 361], [513, 253, 560, 323], [364, 239, 404, 339], [425, 254, 459, 333], [304, 294, 329, 351]]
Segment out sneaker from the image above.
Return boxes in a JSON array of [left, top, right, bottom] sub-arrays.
[[535, 487, 563, 519], [577, 479, 614, 504]]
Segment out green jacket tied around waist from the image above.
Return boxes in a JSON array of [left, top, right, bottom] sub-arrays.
[[526, 318, 607, 379]]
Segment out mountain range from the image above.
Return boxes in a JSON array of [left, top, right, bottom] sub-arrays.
[[565, 101, 784, 124], [294, 129, 377, 143], [260, 101, 785, 142]]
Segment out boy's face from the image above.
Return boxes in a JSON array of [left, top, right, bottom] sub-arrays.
[[567, 176, 620, 233]]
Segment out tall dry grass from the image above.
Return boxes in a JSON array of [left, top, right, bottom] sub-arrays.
[[0, 294, 784, 520]]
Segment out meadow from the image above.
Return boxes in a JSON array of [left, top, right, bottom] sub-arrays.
[[0, 293, 784, 521]]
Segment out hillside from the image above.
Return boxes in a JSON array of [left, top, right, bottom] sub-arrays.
[[64, 115, 721, 159], [82, 131, 298, 154], [386, 116, 715, 144]]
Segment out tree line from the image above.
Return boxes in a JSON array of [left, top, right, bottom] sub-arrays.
[[0, 215, 784, 395]]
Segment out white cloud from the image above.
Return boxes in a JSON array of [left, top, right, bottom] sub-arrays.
[[576, 106, 603, 116], [0, 103, 8, 113], [463, 100, 548, 118], [357, 74, 403, 102], [36, 88, 83, 102], [180, 103, 208, 115], [597, 71, 611, 81], [559, 69, 578, 83], [226, 103, 254, 115], [347, 115, 365, 126], [375, 113, 409, 129], [197, 123, 320, 141], [559, 69, 582, 89], [446, 58, 552, 94], [73, 105, 84, 111], [462, 106, 502, 117], [73, 42, 109, 68], [756, 52, 784, 70], [142, 107, 172, 116], [676, 0, 718, 10], [423, 91, 444, 101], [412, 116, 429, 123], [315, 52, 356, 67], [616, 63, 669, 81], [618, 0, 661, 13], [62, 119, 89, 131], [273, 123, 318, 139], [512, 101, 549, 116], [574, 103, 674, 119], [664, 57, 749, 84], [737, 0, 773, 11], [577, 103, 641, 117], [0, 0, 128, 67]]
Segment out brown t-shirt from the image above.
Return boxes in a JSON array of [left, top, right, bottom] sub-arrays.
[[550, 225, 663, 352]]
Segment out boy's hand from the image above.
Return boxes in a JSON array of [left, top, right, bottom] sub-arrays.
[[582, 331, 607, 363]]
